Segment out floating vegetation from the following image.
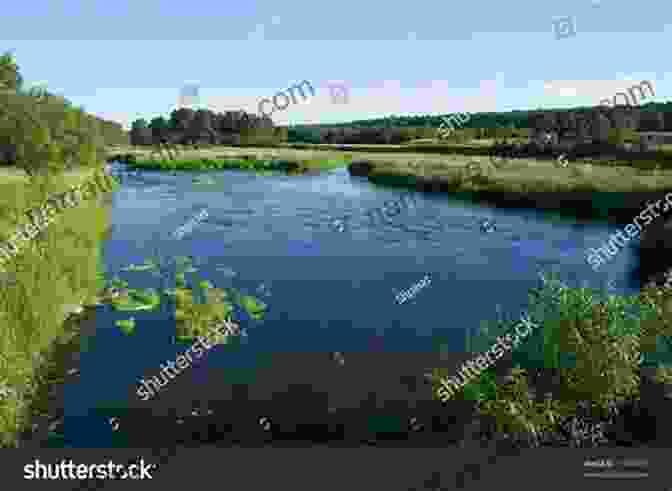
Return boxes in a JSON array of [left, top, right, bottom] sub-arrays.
[[174, 284, 234, 343], [226, 288, 267, 321], [98, 256, 267, 343], [121, 258, 159, 272], [115, 318, 136, 335], [109, 277, 129, 289], [173, 273, 267, 342], [110, 288, 161, 312], [238, 294, 267, 321]]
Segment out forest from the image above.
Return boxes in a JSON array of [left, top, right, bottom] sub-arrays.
[[129, 109, 287, 146], [0, 51, 128, 176]]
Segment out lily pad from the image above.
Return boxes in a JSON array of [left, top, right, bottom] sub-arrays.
[[111, 288, 161, 312], [109, 277, 129, 289], [174, 277, 237, 341], [115, 318, 136, 334], [238, 295, 267, 321]]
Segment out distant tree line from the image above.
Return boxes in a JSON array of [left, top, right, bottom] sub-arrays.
[[0, 51, 129, 176], [285, 101, 672, 144], [287, 125, 439, 145], [129, 108, 287, 146]]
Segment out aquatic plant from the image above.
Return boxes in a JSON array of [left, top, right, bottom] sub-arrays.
[[121, 258, 158, 272], [238, 294, 267, 321], [115, 318, 136, 335], [429, 271, 672, 446], [110, 288, 160, 312]]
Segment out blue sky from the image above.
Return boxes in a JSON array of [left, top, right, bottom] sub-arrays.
[[4, 0, 670, 129]]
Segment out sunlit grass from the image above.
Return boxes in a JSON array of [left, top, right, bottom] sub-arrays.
[[0, 167, 113, 447]]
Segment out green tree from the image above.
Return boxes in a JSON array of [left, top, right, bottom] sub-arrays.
[[0, 51, 23, 92], [130, 118, 152, 145], [148, 116, 169, 143]]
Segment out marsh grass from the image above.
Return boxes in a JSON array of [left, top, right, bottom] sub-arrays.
[[108, 144, 672, 192], [111, 146, 352, 174], [429, 272, 672, 445]]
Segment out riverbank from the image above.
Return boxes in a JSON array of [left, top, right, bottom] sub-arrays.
[[104, 144, 672, 225], [0, 165, 116, 447], [348, 155, 672, 225], [105, 145, 351, 174]]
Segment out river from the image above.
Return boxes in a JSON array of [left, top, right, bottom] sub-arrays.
[[59, 162, 641, 446]]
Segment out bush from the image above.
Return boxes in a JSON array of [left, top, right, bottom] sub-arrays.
[[430, 272, 672, 446]]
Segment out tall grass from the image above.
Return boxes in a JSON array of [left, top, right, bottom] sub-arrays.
[[0, 168, 114, 447], [429, 272, 672, 445]]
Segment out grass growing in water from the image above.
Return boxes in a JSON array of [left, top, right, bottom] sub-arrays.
[[428, 272, 672, 444], [128, 158, 300, 172], [125, 154, 351, 173]]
